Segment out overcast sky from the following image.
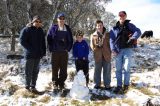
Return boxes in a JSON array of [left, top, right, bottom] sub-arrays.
[[105, 0, 160, 38]]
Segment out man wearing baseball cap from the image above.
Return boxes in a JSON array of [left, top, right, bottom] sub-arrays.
[[47, 12, 73, 94], [110, 11, 141, 94]]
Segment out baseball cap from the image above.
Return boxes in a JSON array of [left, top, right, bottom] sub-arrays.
[[57, 13, 65, 18], [119, 11, 127, 17]]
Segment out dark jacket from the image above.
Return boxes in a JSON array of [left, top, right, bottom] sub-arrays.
[[110, 20, 141, 53], [47, 24, 73, 52], [73, 40, 89, 60], [20, 26, 46, 59]]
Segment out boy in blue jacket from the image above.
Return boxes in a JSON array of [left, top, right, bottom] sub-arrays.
[[73, 30, 89, 86]]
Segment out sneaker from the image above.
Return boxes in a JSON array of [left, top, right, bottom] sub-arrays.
[[113, 86, 123, 94]]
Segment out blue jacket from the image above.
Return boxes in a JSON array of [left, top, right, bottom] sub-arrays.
[[20, 26, 46, 59], [73, 40, 89, 60], [47, 24, 73, 52], [110, 20, 141, 53]]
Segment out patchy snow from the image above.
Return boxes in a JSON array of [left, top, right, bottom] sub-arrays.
[[0, 38, 160, 105], [126, 89, 150, 105]]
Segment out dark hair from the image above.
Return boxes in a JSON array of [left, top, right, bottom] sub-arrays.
[[119, 11, 127, 15], [32, 15, 41, 23], [96, 20, 103, 25], [75, 30, 84, 37]]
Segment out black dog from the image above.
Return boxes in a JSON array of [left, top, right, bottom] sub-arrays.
[[141, 30, 153, 38]]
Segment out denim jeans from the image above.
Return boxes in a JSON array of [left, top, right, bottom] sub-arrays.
[[25, 59, 40, 88], [115, 48, 133, 87], [94, 59, 111, 87]]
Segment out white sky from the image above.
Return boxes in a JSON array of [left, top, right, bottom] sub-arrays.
[[105, 0, 160, 38]]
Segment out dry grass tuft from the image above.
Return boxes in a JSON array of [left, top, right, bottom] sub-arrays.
[[14, 88, 38, 98], [138, 87, 156, 96], [0, 81, 20, 95], [36, 94, 51, 103]]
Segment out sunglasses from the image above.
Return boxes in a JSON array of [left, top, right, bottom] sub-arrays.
[[59, 17, 65, 20], [119, 14, 126, 17], [35, 20, 42, 23]]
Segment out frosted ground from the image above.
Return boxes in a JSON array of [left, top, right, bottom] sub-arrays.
[[0, 38, 160, 106]]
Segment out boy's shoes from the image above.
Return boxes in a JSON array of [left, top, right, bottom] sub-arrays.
[[113, 86, 123, 94]]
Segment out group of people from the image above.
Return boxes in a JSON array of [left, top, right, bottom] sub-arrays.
[[20, 11, 141, 94]]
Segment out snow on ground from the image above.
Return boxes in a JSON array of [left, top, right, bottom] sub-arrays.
[[0, 38, 160, 105]]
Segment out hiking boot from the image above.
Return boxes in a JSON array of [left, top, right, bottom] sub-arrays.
[[25, 86, 30, 90], [30, 88, 40, 94], [94, 85, 101, 89], [123, 85, 129, 93], [105, 85, 112, 90], [113, 86, 123, 94]]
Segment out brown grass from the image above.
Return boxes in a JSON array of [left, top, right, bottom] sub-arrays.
[[14, 88, 38, 98], [138, 87, 157, 96], [36, 94, 51, 103]]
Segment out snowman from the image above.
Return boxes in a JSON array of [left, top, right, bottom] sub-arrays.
[[69, 70, 89, 100]]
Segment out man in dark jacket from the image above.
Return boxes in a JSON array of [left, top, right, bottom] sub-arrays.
[[47, 13, 73, 92], [110, 11, 141, 93], [20, 15, 46, 93]]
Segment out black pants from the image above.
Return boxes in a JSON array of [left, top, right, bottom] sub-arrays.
[[51, 51, 68, 87], [75, 59, 89, 84], [25, 58, 40, 88]]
